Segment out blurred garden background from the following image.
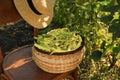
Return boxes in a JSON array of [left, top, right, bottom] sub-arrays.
[[0, 0, 120, 80], [41, 0, 120, 79]]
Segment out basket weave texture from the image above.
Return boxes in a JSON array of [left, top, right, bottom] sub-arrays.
[[32, 46, 85, 73]]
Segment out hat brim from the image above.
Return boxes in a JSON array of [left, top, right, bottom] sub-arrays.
[[14, 0, 53, 29]]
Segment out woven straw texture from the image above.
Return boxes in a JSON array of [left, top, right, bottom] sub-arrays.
[[32, 46, 85, 73], [14, 0, 56, 29]]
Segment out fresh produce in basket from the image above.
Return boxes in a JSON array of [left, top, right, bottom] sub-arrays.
[[34, 28, 83, 54]]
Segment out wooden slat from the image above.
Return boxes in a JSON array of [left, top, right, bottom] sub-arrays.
[[0, 48, 3, 62], [0, 47, 3, 73], [34, 28, 39, 37]]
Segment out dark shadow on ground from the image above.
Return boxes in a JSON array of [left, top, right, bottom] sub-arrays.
[[0, 20, 34, 56]]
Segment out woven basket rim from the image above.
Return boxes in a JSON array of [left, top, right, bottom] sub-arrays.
[[34, 34, 85, 55], [34, 40, 84, 55]]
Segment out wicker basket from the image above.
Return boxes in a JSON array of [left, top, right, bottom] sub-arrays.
[[32, 45, 85, 73]]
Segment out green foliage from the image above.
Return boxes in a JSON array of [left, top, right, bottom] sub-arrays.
[[35, 28, 82, 54], [39, 0, 120, 79], [90, 50, 103, 62]]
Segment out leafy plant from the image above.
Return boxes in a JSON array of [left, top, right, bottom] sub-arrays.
[[39, 0, 120, 79]]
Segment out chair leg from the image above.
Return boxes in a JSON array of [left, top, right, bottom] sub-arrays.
[[0, 48, 3, 73], [0, 74, 9, 80], [52, 72, 71, 80], [34, 28, 39, 37], [52, 69, 78, 80], [72, 68, 78, 80]]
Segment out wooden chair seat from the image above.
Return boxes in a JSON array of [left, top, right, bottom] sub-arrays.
[[2, 45, 78, 80]]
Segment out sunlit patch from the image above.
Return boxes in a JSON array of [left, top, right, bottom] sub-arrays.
[[4, 57, 32, 70], [42, 22, 47, 28], [41, 0, 47, 8], [44, 16, 50, 21], [38, 18, 41, 22]]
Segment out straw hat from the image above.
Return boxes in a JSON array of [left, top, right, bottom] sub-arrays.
[[13, 0, 56, 29]]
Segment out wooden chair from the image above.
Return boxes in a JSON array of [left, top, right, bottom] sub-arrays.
[[0, 0, 21, 78], [0, 0, 78, 80]]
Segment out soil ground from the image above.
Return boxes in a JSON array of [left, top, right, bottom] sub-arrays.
[[0, 20, 34, 56]]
